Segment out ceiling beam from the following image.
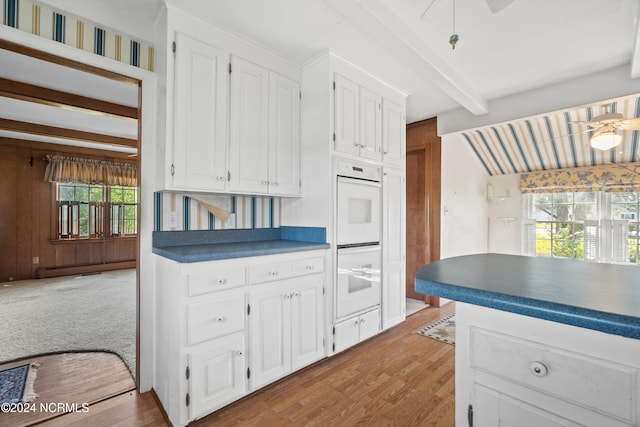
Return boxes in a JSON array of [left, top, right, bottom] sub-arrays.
[[0, 118, 138, 148], [325, 0, 488, 115], [0, 78, 138, 120], [631, 4, 640, 79]]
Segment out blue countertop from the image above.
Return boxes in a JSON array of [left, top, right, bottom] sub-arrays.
[[152, 227, 330, 262], [415, 253, 640, 339]]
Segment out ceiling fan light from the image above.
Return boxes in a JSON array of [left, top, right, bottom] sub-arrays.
[[590, 131, 622, 151]]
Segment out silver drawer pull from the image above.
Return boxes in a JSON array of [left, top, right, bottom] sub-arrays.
[[305, 265, 314, 270], [284, 294, 291, 299], [529, 361, 548, 377], [269, 271, 279, 276], [236, 351, 243, 356], [293, 292, 299, 297], [216, 176, 225, 181], [217, 278, 226, 285], [216, 316, 225, 322]]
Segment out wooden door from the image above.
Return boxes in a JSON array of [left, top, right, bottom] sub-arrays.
[[406, 118, 441, 305]]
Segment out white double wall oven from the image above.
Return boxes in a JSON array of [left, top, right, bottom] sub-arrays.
[[335, 159, 382, 322]]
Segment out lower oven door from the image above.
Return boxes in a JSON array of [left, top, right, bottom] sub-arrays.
[[336, 245, 381, 319]]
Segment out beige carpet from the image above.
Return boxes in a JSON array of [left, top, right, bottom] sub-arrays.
[[0, 269, 136, 378]]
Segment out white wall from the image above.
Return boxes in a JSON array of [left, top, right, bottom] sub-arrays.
[[440, 133, 489, 259], [487, 174, 523, 255]]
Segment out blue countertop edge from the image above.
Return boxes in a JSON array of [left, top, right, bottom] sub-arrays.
[[152, 227, 329, 262], [416, 278, 640, 340]]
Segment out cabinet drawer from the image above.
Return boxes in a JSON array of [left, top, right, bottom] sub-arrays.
[[248, 261, 292, 284], [471, 328, 637, 422], [188, 294, 245, 345], [188, 267, 245, 296], [290, 257, 324, 277]]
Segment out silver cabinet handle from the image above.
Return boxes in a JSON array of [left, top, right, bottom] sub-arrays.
[[305, 265, 314, 270], [529, 361, 548, 377], [237, 350, 243, 356], [271, 181, 279, 186], [293, 292, 300, 297], [284, 294, 291, 299], [261, 179, 269, 185], [216, 176, 225, 181], [269, 271, 279, 277], [217, 278, 226, 285], [216, 316, 225, 322]]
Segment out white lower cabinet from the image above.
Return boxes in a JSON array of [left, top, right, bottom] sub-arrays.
[[189, 333, 246, 418], [333, 308, 380, 353], [457, 302, 640, 427], [154, 250, 326, 426], [249, 276, 324, 390]]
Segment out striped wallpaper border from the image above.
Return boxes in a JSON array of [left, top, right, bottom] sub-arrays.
[[1, 0, 154, 71], [154, 192, 281, 232]]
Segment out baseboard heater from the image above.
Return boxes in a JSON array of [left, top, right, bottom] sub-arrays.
[[37, 260, 136, 279]]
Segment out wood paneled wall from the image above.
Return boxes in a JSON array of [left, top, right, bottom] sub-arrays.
[[0, 138, 137, 282], [406, 118, 441, 306]]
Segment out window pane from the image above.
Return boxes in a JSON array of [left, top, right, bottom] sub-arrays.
[[90, 187, 103, 202]]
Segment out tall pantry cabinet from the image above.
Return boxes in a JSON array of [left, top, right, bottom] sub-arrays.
[[281, 51, 407, 353]]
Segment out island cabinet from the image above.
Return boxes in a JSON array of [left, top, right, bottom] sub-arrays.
[[158, 8, 301, 196], [154, 250, 327, 427], [457, 303, 640, 427]]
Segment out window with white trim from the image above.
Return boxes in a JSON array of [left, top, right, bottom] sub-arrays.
[[524, 192, 639, 265], [56, 183, 138, 240]]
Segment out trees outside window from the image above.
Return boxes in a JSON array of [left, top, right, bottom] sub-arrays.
[[528, 192, 639, 265]]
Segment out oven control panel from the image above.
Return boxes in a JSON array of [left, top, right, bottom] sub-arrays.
[[335, 158, 381, 182]]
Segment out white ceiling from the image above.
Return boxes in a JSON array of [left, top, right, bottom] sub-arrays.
[[4, 0, 640, 166]]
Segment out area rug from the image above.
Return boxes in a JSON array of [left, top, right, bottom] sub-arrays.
[[417, 313, 456, 345], [0, 363, 39, 404]]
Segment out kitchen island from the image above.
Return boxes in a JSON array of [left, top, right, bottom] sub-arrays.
[[416, 254, 640, 427]]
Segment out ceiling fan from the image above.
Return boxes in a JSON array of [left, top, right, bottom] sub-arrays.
[[570, 105, 640, 150]]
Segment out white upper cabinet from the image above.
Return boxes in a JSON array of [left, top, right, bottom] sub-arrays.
[[228, 56, 270, 194], [172, 32, 228, 191], [382, 98, 405, 166], [165, 23, 301, 196], [334, 74, 360, 156], [334, 73, 382, 161], [229, 56, 301, 196], [269, 72, 301, 196]]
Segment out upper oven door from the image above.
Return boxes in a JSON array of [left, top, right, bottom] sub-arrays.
[[336, 176, 381, 246]]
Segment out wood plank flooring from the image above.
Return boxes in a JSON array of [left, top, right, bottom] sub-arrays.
[[1, 304, 455, 426], [196, 303, 455, 426], [0, 352, 135, 427]]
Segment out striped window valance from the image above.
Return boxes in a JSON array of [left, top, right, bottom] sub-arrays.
[[520, 163, 640, 193], [44, 154, 137, 186]]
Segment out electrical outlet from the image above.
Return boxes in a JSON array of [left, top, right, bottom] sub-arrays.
[[32, 256, 39, 264], [168, 211, 178, 228], [225, 213, 236, 228]]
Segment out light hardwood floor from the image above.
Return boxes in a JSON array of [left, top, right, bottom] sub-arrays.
[[2, 304, 455, 426]]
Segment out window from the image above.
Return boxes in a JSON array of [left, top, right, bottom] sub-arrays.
[[526, 192, 640, 265], [56, 183, 138, 240]]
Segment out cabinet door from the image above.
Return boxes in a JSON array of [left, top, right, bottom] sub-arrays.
[[249, 283, 291, 390], [269, 72, 300, 196], [382, 98, 405, 165], [358, 308, 381, 342], [189, 334, 245, 420], [358, 86, 381, 161], [229, 56, 270, 194], [382, 167, 406, 330], [173, 32, 228, 190], [334, 74, 360, 156], [333, 316, 360, 353], [291, 276, 324, 370]]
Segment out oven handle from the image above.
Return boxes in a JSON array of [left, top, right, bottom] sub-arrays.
[[337, 176, 381, 186], [337, 244, 381, 254]]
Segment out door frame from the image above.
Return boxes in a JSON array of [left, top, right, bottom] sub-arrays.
[[0, 26, 158, 392]]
